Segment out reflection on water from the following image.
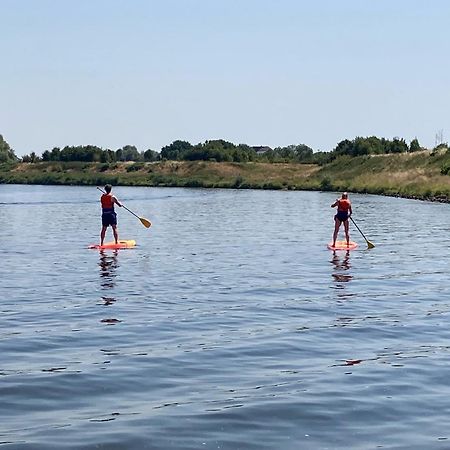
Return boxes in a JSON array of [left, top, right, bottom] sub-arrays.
[[101, 296, 116, 306], [330, 250, 353, 284], [98, 250, 119, 289], [5, 186, 450, 449], [98, 250, 118, 306]]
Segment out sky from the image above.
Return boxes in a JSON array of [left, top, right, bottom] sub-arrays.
[[1, 0, 450, 156]]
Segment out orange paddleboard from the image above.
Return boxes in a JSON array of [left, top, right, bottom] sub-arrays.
[[89, 240, 136, 250], [327, 240, 358, 251]]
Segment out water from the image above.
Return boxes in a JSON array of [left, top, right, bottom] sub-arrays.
[[1, 184, 450, 449]]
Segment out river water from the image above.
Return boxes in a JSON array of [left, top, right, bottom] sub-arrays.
[[1, 184, 450, 449]]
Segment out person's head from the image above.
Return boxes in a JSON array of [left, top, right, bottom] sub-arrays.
[[104, 184, 112, 193], [341, 192, 348, 199]]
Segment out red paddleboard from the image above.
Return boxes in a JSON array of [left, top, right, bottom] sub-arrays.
[[327, 240, 358, 251], [89, 240, 136, 250]]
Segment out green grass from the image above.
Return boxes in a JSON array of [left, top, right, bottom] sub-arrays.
[[3, 153, 450, 201]]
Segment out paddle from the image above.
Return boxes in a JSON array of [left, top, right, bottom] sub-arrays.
[[96, 187, 152, 228], [350, 216, 374, 249]]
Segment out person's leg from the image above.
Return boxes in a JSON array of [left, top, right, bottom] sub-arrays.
[[333, 218, 340, 246], [344, 220, 350, 245], [100, 226, 107, 245], [112, 225, 119, 244]]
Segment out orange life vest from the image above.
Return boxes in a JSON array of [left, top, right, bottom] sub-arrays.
[[101, 194, 114, 210], [337, 199, 351, 212]]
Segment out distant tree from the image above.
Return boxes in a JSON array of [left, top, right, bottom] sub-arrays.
[[360, 136, 384, 155], [294, 144, 314, 162], [42, 150, 51, 161], [387, 137, 408, 154], [433, 143, 448, 153], [0, 135, 18, 162], [143, 149, 160, 161], [409, 138, 422, 152], [160, 140, 193, 160], [231, 144, 257, 162], [312, 151, 334, 165], [50, 147, 61, 161], [273, 144, 314, 162], [333, 136, 409, 157], [30, 152, 40, 162], [60, 145, 104, 162], [100, 149, 116, 163], [184, 140, 239, 162], [117, 145, 141, 161], [22, 151, 40, 163], [333, 139, 354, 157]]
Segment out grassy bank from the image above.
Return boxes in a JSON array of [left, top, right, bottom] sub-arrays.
[[2, 150, 450, 201], [0, 160, 320, 190]]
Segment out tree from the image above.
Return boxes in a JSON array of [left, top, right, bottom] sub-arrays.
[[50, 147, 61, 161], [388, 137, 408, 154], [22, 152, 40, 163], [0, 135, 18, 162], [100, 149, 116, 163], [160, 140, 193, 160], [333, 136, 409, 157], [117, 145, 141, 161], [409, 138, 422, 152], [42, 150, 51, 161], [143, 149, 160, 161], [333, 139, 354, 157], [59, 145, 104, 162]]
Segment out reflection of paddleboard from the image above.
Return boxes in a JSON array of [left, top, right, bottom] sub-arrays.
[[327, 240, 358, 251], [89, 240, 136, 250]]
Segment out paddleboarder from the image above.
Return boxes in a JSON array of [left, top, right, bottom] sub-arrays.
[[331, 192, 352, 247], [100, 184, 122, 246]]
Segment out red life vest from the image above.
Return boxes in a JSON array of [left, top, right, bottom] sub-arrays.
[[337, 199, 351, 212], [101, 194, 114, 210]]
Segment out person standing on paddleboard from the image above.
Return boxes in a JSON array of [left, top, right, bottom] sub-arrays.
[[100, 184, 122, 246], [331, 192, 352, 247]]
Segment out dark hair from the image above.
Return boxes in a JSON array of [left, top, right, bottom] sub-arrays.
[[104, 184, 112, 193]]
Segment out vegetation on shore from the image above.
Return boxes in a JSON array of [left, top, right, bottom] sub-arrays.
[[2, 133, 450, 201], [2, 149, 450, 201]]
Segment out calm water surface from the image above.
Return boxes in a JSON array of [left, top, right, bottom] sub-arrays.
[[1, 185, 450, 449]]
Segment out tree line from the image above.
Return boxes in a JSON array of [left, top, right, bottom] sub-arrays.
[[0, 134, 439, 165]]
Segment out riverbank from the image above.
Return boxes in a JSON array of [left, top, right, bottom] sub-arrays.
[[2, 150, 450, 201]]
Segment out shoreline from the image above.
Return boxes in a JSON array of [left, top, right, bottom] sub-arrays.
[[1, 156, 450, 203]]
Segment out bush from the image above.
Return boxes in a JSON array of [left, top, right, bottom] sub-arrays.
[[320, 177, 333, 191], [441, 164, 450, 175], [126, 162, 145, 172]]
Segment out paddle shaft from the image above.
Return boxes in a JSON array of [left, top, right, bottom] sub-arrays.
[[350, 216, 372, 245]]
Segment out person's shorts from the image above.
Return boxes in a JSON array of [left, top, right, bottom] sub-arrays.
[[335, 211, 349, 222], [102, 210, 117, 227]]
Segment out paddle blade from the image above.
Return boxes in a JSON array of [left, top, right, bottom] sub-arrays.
[[367, 241, 375, 249], [139, 217, 152, 228]]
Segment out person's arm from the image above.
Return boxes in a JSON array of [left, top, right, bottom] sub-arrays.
[[348, 203, 352, 217], [113, 196, 122, 207], [331, 199, 338, 208]]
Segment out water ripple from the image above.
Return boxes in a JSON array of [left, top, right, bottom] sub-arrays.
[[2, 186, 450, 449]]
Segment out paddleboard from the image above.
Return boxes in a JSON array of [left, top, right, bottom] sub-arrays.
[[327, 240, 358, 251], [89, 240, 136, 250]]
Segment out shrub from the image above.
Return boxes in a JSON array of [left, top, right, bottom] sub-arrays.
[[320, 177, 333, 191], [126, 162, 145, 172]]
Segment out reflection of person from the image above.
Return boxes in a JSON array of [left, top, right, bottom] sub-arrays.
[[331, 251, 353, 284], [100, 184, 122, 246], [331, 192, 352, 247], [99, 249, 119, 290]]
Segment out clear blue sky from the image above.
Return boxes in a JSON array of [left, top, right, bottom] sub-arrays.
[[2, 0, 450, 156]]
